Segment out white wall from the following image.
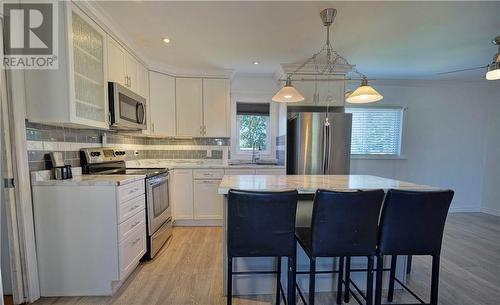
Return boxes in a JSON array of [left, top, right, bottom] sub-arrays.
[[351, 80, 498, 212], [480, 84, 500, 215]]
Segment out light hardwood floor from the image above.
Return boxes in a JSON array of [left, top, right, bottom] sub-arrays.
[[32, 213, 500, 305]]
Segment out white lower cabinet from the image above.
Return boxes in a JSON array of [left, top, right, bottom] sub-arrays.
[[194, 179, 223, 220], [172, 169, 194, 220], [171, 167, 285, 226], [255, 168, 286, 175], [32, 179, 146, 296]]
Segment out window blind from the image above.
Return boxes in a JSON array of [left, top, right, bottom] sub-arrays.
[[236, 103, 270, 116], [345, 107, 403, 155]]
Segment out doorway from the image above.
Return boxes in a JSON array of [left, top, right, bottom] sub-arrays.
[[1, 15, 25, 305]]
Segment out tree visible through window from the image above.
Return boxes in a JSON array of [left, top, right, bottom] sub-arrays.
[[238, 115, 269, 150], [236, 102, 270, 152]]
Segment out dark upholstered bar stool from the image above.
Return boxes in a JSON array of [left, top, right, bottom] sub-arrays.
[[375, 189, 454, 305], [227, 189, 299, 305], [295, 189, 385, 305]]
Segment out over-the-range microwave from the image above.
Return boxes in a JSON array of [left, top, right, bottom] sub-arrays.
[[108, 82, 146, 130]]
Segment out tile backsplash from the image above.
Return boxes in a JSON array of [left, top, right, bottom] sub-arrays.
[[26, 121, 230, 171]]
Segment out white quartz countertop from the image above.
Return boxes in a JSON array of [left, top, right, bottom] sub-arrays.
[[218, 174, 440, 194], [31, 173, 145, 187], [125, 159, 285, 169]]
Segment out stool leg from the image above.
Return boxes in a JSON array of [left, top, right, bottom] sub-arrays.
[[430, 255, 440, 305], [387, 255, 397, 302], [344, 256, 351, 303], [276, 256, 281, 305], [406, 255, 413, 274], [337, 256, 344, 305], [375, 255, 383, 305], [366, 256, 374, 305], [309, 257, 316, 305], [227, 257, 233, 305], [288, 256, 296, 305]]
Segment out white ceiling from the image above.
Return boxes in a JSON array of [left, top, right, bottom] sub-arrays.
[[92, 1, 500, 80]]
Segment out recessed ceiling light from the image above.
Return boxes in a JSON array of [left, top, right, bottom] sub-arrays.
[[162, 37, 170, 44], [253, 61, 260, 65]]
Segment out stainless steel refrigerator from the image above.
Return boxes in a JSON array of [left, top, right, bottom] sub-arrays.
[[287, 112, 352, 175]]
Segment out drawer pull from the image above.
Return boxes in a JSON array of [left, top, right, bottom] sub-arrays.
[[130, 221, 141, 229], [128, 187, 140, 194], [131, 237, 141, 246], [129, 204, 141, 212]]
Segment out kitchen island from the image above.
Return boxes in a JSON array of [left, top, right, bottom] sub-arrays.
[[218, 174, 439, 296]]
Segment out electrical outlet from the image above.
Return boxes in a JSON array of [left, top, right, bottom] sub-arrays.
[[207, 149, 212, 158]]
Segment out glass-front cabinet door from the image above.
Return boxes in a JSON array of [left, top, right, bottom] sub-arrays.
[[69, 5, 108, 128]]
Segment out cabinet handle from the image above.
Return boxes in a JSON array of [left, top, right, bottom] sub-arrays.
[[131, 221, 141, 229], [124, 75, 128, 87], [131, 237, 141, 246], [128, 187, 139, 194], [129, 204, 140, 212]]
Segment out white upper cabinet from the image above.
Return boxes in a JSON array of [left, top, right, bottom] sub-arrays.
[[149, 71, 176, 136], [175, 77, 230, 137], [175, 78, 203, 137], [25, 2, 108, 129], [106, 36, 147, 98], [137, 65, 149, 99], [107, 37, 126, 86], [203, 79, 229, 137]]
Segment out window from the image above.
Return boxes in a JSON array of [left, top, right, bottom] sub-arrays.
[[346, 107, 403, 156], [236, 102, 271, 154]]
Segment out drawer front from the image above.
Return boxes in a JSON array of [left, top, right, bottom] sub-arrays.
[[119, 222, 146, 279], [193, 169, 224, 180], [224, 169, 256, 175], [255, 168, 286, 175], [118, 180, 145, 203], [119, 194, 146, 223], [118, 209, 146, 242]]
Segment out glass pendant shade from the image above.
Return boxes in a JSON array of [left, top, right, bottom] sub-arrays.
[[346, 79, 383, 104], [486, 60, 500, 80], [272, 77, 305, 103]]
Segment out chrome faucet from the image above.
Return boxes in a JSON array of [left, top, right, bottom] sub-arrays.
[[251, 143, 260, 164]]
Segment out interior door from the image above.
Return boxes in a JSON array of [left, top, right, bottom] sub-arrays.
[[0, 17, 25, 304]]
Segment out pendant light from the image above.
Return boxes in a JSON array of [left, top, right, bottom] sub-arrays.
[[486, 36, 500, 80], [346, 78, 383, 104], [272, 76, 305, 103], [272, 8, 382, 104]]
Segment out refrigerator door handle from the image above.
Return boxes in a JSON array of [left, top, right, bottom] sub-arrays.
[[323, 122, 330, 174]]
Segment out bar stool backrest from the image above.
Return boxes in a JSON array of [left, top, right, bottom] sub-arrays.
[[227, 189, 298, 257], [378, 189, 454, 256], [310, 189, 385, 257]]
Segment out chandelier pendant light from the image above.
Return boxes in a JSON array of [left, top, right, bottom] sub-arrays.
[[272, 8, 383, 104], [272, 76, 305, 103], [486, 36, 500, 81], [346, 78, 383, 103]]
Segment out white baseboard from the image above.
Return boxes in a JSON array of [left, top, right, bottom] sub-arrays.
[[449, 206, 480, 213], [173, 219, 222, 227], [480, 207, 500, 216]]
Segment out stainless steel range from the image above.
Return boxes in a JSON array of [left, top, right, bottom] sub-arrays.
[[80, 148, 172, 259]]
